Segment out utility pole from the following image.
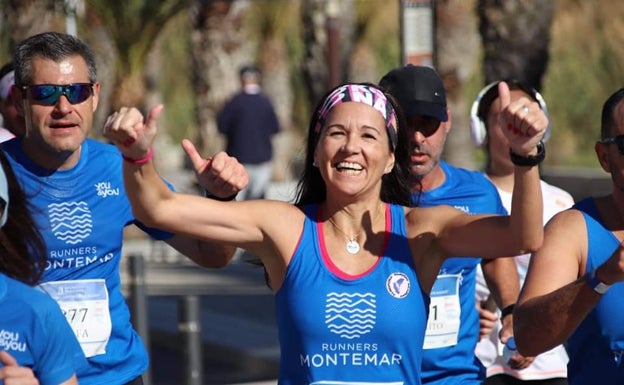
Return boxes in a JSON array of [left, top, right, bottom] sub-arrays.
[[65, 0, 83, 36], [399, 0, 436, 67]]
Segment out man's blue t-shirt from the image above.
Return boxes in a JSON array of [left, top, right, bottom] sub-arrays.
[[415, 161, 506, 385], [3, 138, 172, 385]]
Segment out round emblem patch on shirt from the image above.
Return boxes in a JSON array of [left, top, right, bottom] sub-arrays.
[[386, 272, 410, 298]]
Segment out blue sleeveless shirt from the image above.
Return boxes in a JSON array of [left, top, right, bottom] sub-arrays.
[[566, 198, 624, 384], [275, 203, 429, 384]]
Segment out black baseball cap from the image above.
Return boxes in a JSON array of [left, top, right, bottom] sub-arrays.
[[379, 64, 448, 122]]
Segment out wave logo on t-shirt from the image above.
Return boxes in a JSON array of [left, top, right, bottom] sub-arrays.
[[386, 272, 410, 298], [325, 292, 376, 339], [49, 201, 93, 245]]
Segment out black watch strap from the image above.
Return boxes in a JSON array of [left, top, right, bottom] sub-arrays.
[[500, 304, 515, 320], [204, 191, 237, 201], [509, 141, 545, 167]]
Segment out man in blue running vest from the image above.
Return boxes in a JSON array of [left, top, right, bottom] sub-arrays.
[[514, 87, 624, 385], [380, 64, 520, 385]]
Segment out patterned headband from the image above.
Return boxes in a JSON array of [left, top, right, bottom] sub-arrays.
[[313, 84, 398, 150]]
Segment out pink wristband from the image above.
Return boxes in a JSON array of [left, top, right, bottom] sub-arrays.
[[122, 147, 153, 165]]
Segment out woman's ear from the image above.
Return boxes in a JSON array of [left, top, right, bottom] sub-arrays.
[[385, 153, 395, 174]]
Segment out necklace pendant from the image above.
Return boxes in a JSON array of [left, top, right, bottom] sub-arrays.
[[346, 239, 360, 254]]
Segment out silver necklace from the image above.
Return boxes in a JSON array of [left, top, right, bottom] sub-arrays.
[[328, 217, 362, 254]]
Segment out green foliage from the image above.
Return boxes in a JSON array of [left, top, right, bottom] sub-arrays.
[[9, 0, 618, 170], [158, 12, 196, 144], [355, 0, 401, 75], [541, 0, 624, 167]]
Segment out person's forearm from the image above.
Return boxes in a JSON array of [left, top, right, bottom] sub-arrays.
[[482, 257, 520, 309], [515, 277, 599, 355], [166, 235, 236, 268], [122, 156, 174, 228], [510, 163, 543, 253]]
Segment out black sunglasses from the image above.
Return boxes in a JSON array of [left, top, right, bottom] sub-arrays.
[[600, 135, 624, 155], [22, 83, 93, 106], [407, 115, 442, 138]]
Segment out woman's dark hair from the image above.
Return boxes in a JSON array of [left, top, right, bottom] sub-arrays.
[[0, 150, 46, 285], [293, 82, 411, 207]]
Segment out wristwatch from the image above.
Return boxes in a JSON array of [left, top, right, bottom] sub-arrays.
[[509, 141, 545, 167], [585, 269, 611, 295]]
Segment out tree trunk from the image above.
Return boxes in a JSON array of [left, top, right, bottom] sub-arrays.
[[435, 0, 480, 169], [478, 0, 555, 91], [301, 0, 331, 112], [4, 0, 58, 49], [189, 0, 252, 157]]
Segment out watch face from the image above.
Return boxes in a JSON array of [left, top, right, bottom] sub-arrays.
[[586, 270, 611, 294], [594, 281, 611, 295]]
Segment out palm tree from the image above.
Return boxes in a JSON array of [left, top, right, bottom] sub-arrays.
[[2, 0, 59, 52], [478, 0, 555, 90], [188, 0, 252, 156], [85, 0, 192, 110]]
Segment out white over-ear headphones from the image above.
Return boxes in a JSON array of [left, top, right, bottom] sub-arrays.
[[469, 81, 551, 147]]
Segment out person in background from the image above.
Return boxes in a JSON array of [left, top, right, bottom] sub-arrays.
[[102, 80, 546, 383], [379, 64, 521, 385], [0, 150, 86, 385], [514, 88, 624, 385], [0, 61, 24, 141], [4, 31, 248, 385], [472, 80, 572, 385], [217, 64, 280, 200]]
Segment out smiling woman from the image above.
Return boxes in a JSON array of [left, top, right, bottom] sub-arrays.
[[103, 80, 546, 384]]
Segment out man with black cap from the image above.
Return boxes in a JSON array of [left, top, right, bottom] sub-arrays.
[[379, 64, 521, 385]]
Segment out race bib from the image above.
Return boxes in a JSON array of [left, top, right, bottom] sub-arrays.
[[423, 274, 461, 349], [38, 279, 112, 357]]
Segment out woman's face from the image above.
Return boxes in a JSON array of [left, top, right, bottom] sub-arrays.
[[313, 101, 395, 198]]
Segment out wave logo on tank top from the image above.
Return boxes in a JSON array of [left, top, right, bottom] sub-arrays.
[[325, 292, 376, 339], [386, 272, 410, 298], [48, 201, 93, 245]]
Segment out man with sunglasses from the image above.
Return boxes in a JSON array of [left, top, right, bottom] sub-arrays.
[[514, 88, 624, 385], [379, 64, 521, 385], [1, 32, 248, 385]]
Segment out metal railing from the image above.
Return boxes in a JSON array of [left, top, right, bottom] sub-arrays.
[[127, 253, 204, 385]]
